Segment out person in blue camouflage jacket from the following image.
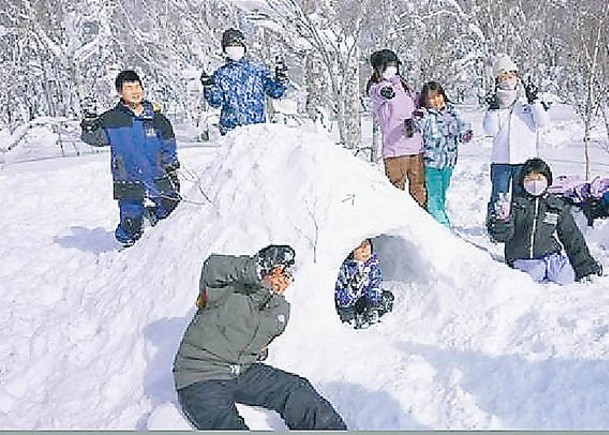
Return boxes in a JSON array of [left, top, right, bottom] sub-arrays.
[[200, 28, 287, 135], [415, 81, 472, 227], [334, 239, 394, 328], [80, 70, 181, 247]]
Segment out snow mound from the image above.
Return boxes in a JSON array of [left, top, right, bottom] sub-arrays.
[[4, 123, 609, 429]]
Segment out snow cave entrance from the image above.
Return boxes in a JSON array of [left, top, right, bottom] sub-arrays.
[[335, 233, 435, 319]]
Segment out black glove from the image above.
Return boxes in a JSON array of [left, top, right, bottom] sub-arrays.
[[256, 244, 296, 278], [80, 109, 101, 132], [412, 108, 425, 119], [577, 261, 604, 282], [380, 86, 395, 100], [275, 57, 288, 83], [200, 70, 214, 87], [485, 92, 500, 110], [404, 118, 416, 138], [524, 80, 539, 104]]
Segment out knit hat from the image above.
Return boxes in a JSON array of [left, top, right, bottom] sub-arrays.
[[221, 28, 245, 51], [256, 245, 296, 278], [520, 158, 553, 187], [492, 54, 519, 77], [370, 49, 399, 72]]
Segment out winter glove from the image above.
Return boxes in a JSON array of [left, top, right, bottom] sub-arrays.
[[256, 244, 296, 279], [462, 129, 474, 143], [524, 80, 539, 104], [404, 118, 416, 138], [200, 69, 214, 87], [80, 109, 101, 132], [412, 108, 426, 119], [275, 57, 288, 83], [493, 193, 511, 221], [485, 92, 500, 110], [379, 86, 395, 100], [578, 261, 604, 282]]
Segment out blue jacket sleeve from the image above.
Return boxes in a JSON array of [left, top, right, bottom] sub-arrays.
[[364, 254, 383, 305], [334, 260, 353, 307], [261, 66, 286, 99], [203, 72, 224, 108], [161, 137, 179, 170], [454, 110, 471, 142], [156, 114, 179, 170]]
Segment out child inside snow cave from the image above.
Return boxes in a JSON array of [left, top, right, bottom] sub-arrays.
[[334, 239, 394, 328]]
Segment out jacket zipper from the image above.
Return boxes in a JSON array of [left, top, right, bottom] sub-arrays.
[[529, 197, 540, 258], [236, 292, 272, 368], [506, 105, 514, 163]]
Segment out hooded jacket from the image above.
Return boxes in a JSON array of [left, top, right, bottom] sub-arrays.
[[173, 255, 290, 390], [368, 76, 423, 158], [488, 191, 599, 280], [417, 104, 470, 169], [483, 93, 548, 165]]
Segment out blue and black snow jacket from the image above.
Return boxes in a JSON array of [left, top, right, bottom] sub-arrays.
[[335, 253, 383, 308], [81, 101, 180, 199], [204, 58, 286, 135]]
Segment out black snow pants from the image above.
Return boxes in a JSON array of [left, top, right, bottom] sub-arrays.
[[177, 363, 347, 430]]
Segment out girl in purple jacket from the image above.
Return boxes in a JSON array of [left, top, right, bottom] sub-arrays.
[[367, 49, 426, 209]]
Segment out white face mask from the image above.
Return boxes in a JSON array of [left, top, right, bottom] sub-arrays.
[[382, 66, 398, 80], [225, 46, 245, 61], [524, 179, 548, 196], [498, 77, 519, 91]]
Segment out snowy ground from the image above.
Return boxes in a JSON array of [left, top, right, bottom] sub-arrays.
[[1, 105, 609, 429]]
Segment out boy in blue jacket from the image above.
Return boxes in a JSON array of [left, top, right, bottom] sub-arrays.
[[80, 70, 181, 247]]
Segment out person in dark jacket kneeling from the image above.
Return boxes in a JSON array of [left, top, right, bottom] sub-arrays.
[[173, 244, 347, 430], [488, 158, 603, 284]]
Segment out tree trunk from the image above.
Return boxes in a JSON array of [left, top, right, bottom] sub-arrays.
[[584, 120, 592, 180], [371, 111, 382, 163], [341, 47, 361, 149], [602, 105, 609, 150], [305, 53, 324, 125]]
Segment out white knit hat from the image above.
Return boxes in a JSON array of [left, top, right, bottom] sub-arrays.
[[492, 54, 518, 77]]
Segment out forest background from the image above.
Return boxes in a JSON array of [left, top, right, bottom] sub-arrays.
[[1, 0, 608, 172]]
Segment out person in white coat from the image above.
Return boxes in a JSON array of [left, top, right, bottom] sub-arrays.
[[483, 54, 549, 225]]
